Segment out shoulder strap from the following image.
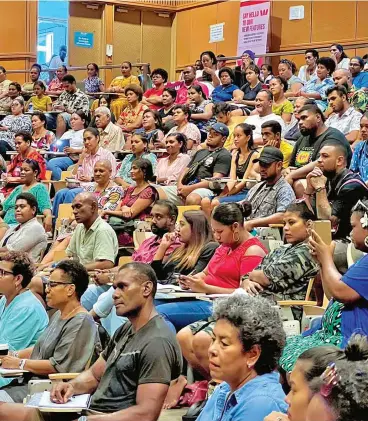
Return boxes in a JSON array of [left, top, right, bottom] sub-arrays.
[[335, 171, 368, 196]]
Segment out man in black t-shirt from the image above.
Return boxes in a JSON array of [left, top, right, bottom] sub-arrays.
[[163, 122, 231, 205], [285, 103, 352, 198], [0, 263, 182, 421], [305, 141, 368, 272]]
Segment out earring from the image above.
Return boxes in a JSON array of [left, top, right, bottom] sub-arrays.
[[364, 236, 368, 248], [233, 231, 240, 242]]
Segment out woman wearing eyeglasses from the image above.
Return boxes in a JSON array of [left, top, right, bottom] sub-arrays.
[[0, 260, 98, 403], [0, 251, 48, 390]]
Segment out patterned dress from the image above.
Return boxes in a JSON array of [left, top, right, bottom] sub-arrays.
[[279, 300, 344, 372], [0, 114, 32, 149]]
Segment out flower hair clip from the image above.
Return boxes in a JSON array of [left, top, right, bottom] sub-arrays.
[[361, 212, 368, 229], [320, 362, 341, 397]]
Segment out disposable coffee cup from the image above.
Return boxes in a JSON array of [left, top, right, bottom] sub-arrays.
[[0, 344, 8, 356]]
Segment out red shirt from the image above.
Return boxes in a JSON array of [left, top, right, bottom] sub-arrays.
[[167, 80, 210, 104], [205, 237, 267, 289], [143, 87, 164, 110]]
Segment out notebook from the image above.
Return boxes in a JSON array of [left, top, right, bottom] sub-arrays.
[[26, 391, 91, 413], [50, 138, 71, 152]]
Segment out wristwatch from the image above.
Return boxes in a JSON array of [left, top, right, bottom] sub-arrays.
[[19, 359, 26, 370]]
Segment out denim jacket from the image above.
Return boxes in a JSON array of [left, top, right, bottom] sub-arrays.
[[197, 372, 288, 421]]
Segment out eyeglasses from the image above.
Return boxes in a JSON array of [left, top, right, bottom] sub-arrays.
[[41, 276, 73, 289], [0, 269, 13, 277], [349, 63, 361, 67]]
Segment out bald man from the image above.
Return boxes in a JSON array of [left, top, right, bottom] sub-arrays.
[[333, 68, 368, 114]]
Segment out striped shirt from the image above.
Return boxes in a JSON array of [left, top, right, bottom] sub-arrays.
[[77, 147, 117, 180]]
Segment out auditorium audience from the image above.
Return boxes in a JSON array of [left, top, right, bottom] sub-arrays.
[[216, 54, 227, 70], [349, 56, 368, 89], [234, 49, 255, 87], [278, 59, 303, 97], [0, 260, 98, 404], [350, 112, 368, 182], [298, 49, 319, 83], [0, 98, 32, 159], [269, 76, 294, 123], [5, 131, 46, 189], [201, 123, 259, 214], [52, 74, 90, 138], [106, 61, 140, 119], [285, 104, 351, 197], [1, 159, 51, 231], [0, 193, 48, 261], [103, 158, 157, 246], [325, 85, 362, 145], [244, 90, 285, 145], [199, 50, 221, 89], [261, 120, 293, 168], [0, 67, 11, 99], [330, 44, 350, 70], [156, 132, 191, 190], [213, 102, 241, 150], [280, 200, 368, 372], [188, 85, 216, 137], [139, 109, 165, 148], [299, 57, 336, 111], [0, 262, 182, 421], [168, 66, 209, 104], [0, 82, 22, 114], [84, 62, 104, 94], [31, 112, 55, 150], [25, 81, 52, 112], [151, 210, 218, 282], [21, 64, 41, 96], [46, 110, 87, 180], [52, 127, 116, 217], [332, 68, 368, 114], [165, 122, 231, 205], [94, 106, 124, 152], [211, 67, 241, 103], [193, 295, 287, 421], [234, 64, 263, 113], [142, 68, 168, 110], [46, 65, 67, 96], [115, 132, 157, 188], [165, 104, 201, 151], [155, 203, 266, 331], [0, 251, 48, 389], [116, 84, 148, 137]]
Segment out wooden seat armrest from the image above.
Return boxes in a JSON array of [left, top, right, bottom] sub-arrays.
[[49, 373, 80, 380], [277, 300, 318, 306], [269, 224, 285, 228]]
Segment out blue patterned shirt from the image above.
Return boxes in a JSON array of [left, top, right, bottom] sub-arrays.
[[350, 141, 368, 182], [302, 77, 335, 111]]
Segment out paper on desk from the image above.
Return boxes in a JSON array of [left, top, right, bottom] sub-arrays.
[[38, 391, 91, 409], [0, 367, 28, 376]]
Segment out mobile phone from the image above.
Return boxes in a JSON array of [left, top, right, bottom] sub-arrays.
[[312, 220, 332, 244]]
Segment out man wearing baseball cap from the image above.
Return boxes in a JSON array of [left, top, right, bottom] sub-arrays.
[[243, 146, 296, 231], [163, 122, 231, 205]]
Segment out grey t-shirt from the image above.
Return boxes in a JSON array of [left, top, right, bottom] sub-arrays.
[[90, 315, 182, 413], [6, 311, 98, 402]]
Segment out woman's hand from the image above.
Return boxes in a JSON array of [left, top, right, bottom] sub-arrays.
[[181, 274, 207, 293], [1, 356, 21, 369], [121, 206, 132, 219], [241, 278, 263, 296], [78, 175, 91, 182], [308, 229, 332, 264], [44, 215, 53, 233], [64, 147, 77, 154], [264, 412, 289, 421], [203, 67, 215, 76]]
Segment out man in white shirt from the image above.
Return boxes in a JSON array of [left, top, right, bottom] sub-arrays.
[[325, 85, 362, 145], [95, 106, 124, 152], [245, 90, 286, 145]]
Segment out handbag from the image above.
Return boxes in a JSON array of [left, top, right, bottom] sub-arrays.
[[178, 380, 208, 407], [109, 217, 136, 235]]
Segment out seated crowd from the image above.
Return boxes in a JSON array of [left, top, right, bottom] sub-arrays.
[[0, 44, 367, 421]]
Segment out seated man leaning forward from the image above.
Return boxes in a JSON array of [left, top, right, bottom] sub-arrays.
[[242, 146, 296, 232], [29, 192, 118, 306], [0, 262, 183, 421], [160, 122, 231, 205]]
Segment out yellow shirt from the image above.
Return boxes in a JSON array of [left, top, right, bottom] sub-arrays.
[[280, 139, 293, 168], [272, 100, 294, 116], [27, 95, 52, 112]]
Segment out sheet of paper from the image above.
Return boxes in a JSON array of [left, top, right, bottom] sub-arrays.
[[39, 391, 90, 409]]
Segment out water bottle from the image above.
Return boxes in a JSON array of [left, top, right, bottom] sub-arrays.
[[28, 102, 33, 113]]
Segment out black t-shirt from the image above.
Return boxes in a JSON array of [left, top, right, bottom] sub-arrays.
[[240, 82, 263, 110], [314, 169, 368, 240], [289, 127, 352, 168], [184, 148, 232, 184], [90, 315, 182, 413]]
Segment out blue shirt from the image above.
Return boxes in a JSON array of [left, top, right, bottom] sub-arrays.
[[350, 141, 368, 182], [352, 72, 368, 89], [197, 372, 287, 421], [212, 84, 239, 103], [301, 77, 335, 111]]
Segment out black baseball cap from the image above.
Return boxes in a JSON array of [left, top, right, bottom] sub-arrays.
[[253, 146, 284, 164]]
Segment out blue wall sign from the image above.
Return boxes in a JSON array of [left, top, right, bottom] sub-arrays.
[[74, 32, 94, 48]]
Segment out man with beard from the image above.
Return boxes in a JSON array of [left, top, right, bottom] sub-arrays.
[[304, 140, 368, 272], [0, 262, 182, 421], [285, 103, 351, 197], [242, 147, 296, 231], [88, 200, 181, 330]]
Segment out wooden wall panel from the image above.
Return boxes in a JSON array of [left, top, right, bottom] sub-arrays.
[[176, 10, 192, 67], [142, 12, 172, 71], [311, 1, 356, 44], [270, 1, 311, 51], [357, 2, 368, 41], [215, 1, 239, 57]]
